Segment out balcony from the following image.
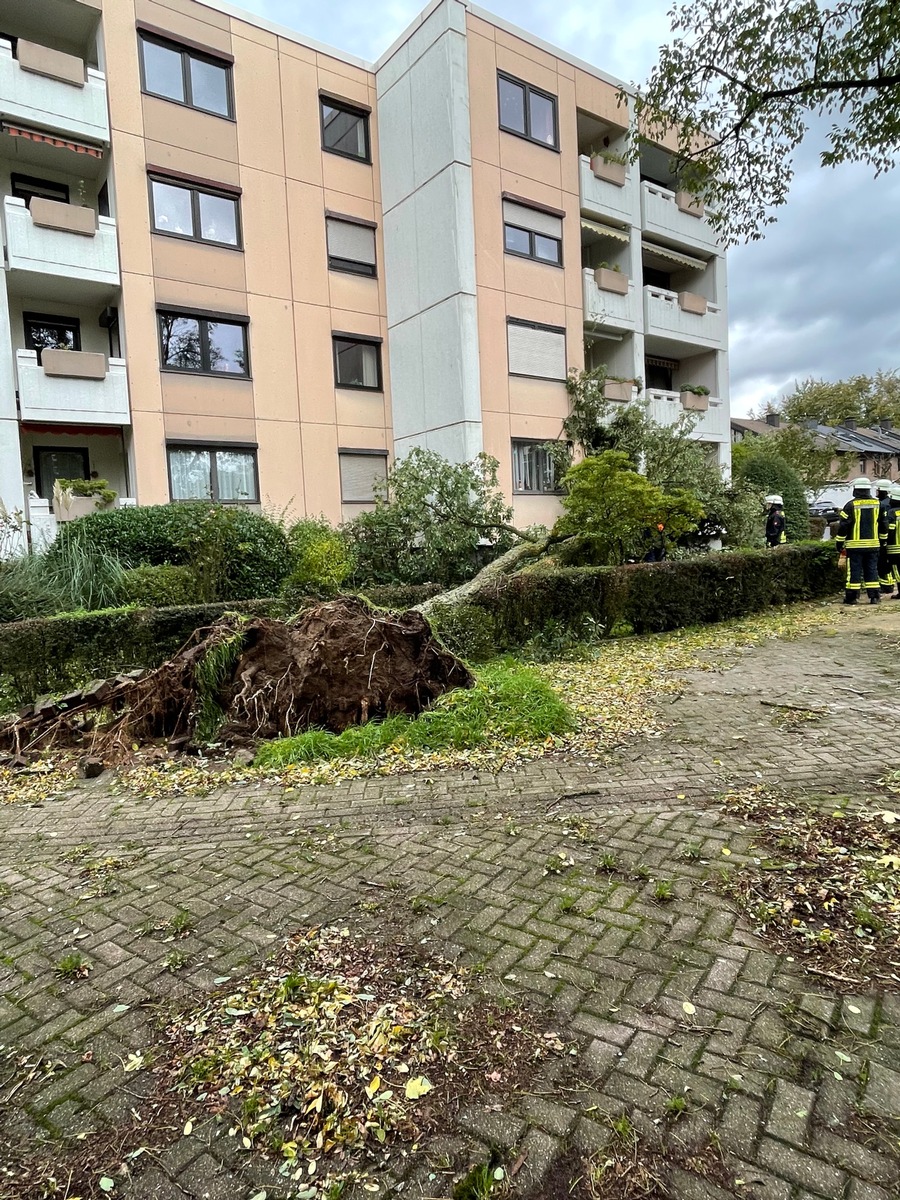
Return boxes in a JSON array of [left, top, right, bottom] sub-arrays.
[[579, 155, 633, 225], [582, 267, 637, 332], [0, 38, 109, 144], [16, 349, 130, 425], [644, 389, 728, 441], [640, 180, 718, 255], [643, 286, 725, 350], [5, 196, 119, 292]]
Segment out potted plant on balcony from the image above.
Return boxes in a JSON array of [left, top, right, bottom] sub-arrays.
[[603, 374, 641, 402], [590, 148, 627, 187], [679, 384, 711, 412], [53, 477, 117, 521], [594, 261, 629, 296], [677, 291, 708, 316]]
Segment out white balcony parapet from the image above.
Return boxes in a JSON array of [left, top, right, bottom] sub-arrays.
[[640, 180, 718, 255], [4, 196, 120, 287], [579, 155, 633, 225], [582, 267, 638, 332], [644, 389, 729, 441], [16, 349, 130, 425], [643, 285, 725, 349], [0, 39, 109, 144]]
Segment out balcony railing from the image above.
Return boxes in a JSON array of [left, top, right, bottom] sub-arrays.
[[5, 196, 120, 287], [0, 38, 109, 144], [644, 389, 729, 440], [16, 349, 130, 425], [640, 180, 718, 255], [643, 285, 726, 348], [579, 155, 634, 224], [582, 267, 638, 331]]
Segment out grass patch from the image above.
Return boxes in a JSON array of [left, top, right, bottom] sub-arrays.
[[255, 659, 573, 769]]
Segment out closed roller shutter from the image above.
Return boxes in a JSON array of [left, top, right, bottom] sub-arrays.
[[326, 218, 376, 267], [502, 200, 562, 240], [507, 320, 567, 380], [339, 451, 387, 502]]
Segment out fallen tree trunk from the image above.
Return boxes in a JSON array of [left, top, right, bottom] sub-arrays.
[[417, 536, 563, 618]]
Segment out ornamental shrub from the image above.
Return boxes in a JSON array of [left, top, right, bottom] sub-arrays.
[[120, 564, 199, 608], [51, 503, 291, 601], [283, 517, 354, 601], [733, 447, 809, 544]]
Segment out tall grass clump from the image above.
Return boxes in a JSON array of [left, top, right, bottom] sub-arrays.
[[254, 659, 573, 769], [0, 540, 126, 623]]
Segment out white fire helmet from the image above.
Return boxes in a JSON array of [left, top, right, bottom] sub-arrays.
[[851, 476, 872, 490]]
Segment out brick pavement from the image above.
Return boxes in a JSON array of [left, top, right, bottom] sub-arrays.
[[2, 607, 900, 1198]]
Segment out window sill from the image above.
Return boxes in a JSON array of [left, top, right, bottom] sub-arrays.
[[512, 490, 565, 497], [161, 367, 252, 380], [499, 125, 560, 153], [322, 146, 372, 166], [151, 229, 243, 252], [141, 88, 235, 122], [334, 383, 384, 393], [504, 248, 563, 269], [328, 259, 377, 278]]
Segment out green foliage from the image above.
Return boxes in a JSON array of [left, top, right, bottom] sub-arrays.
[[555, 451, 704, 565], [194, 627, 247, 742], [733, 446, 809, 543], [254, 659, 573, 769], [426, 602, 498, 663], [360, 582, 443, 611], [56, 477, 117, 506], [761, 426, 837, 496], [120, 564, 199, 608], [52, 503, 290, 601], [635, 0, 900, 243], [344, 449, 514, 588], [0, 538, 126, 623], [774, 371, 900, 428], [284, 517, 354, 602]]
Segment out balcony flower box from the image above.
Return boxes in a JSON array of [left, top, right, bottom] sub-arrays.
[[603, 380, 633, 402], [594, 266, 628, 295], [678, 291, 708, 316], [41, 348, 107, 379], [675, 190, 705, 218], [680, 390, 710, 412], [590, 155, 626, 187], [17, 38, 85, 88], [30, 196, 97, 237]]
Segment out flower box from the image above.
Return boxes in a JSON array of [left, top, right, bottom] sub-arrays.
[[675, 190, 705, 218], [590, 156, 626, 187], [677, 291, 708, 316], [680, 391, 709, 412], [603, 381, 633, 402], [594, 267, 628, 295]]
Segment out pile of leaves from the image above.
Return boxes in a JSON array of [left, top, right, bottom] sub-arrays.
[[720, 784, 900, 988], [162, 926, 563, 1194]]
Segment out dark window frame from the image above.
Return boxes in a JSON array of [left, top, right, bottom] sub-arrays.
[[23, 311, 82, 363], [503, 222, 563, 267], [138, 31, 235, 120], [166, 441, 260, 505], [11, 173, 70, 206], [497, 71, 559, 150], [157, 309, 250, 378], [506, 317, 568, 382], [332, 333, 383, 392], [148, 174, 242, 250], [33, 445, 89, 500], [511, 438, 563, 496], [338, 447, 389, 504], [319, 94, 371, 164], [326, 214, 377, 277]]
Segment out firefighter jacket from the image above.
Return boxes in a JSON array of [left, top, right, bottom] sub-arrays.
[[835, 497, 888, 550], [765, 508, 786, 544], [887, 504, 900, 557]]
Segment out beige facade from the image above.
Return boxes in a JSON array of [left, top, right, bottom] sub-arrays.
[[0, 0, 729, 546]]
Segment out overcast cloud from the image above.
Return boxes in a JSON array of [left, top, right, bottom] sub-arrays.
[[233, 0, 900, 415]]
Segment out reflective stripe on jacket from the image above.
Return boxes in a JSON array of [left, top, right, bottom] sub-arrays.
[[835, 497, 887, 550], [888, 504, 900, 555]]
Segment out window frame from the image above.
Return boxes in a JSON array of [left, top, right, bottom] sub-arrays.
[[157, 307, 251, 378], [24, 311, 82, 363], [338, 447, 389, 505], [511, 439, 563, 496], [12, 173, 70, 207], [503, 222, 563, 267], [148, 174, 242, 250], [33, 445, 89, 500], [332, 332, 383, 392], [319, 94, 371, 164], [497, 71, 559, 150], [325, 213, 377, 278], [138, 31, 234, 120], [166, 441, 260, 505]]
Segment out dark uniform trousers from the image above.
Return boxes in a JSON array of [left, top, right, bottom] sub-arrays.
[[847, 549, 881, 595]]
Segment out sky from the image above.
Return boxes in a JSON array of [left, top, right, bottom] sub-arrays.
[[231, 0, 900, 417]]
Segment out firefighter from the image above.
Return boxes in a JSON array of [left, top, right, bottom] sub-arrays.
[[835, 477, 888, 605], [764, 494, 787, 547], [875, 478, 894, 594], [886, 484, 900, 598]]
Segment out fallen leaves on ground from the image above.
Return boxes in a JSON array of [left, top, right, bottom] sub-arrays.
[[720, 784, 900, 988], [161, 925, 562, 1195], [0, 759, 77, 806]]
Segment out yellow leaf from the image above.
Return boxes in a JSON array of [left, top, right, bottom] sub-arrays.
[[880, 810, 899, 824], [365, 1075, 381, 1099], [878, 854, 900, 870], [183, 1120, 193, 1136], [676, 794, 686, 800], [405, 1075, 433, 1100], [682, 1001, 696, 1015], [721, 848, 731, 856]]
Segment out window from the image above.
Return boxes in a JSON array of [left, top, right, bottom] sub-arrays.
[[512, 440, 560, 495], [645, 356, 679, 391], [321, 96, 370, 162], [34, 447, 89, 502], [507, 319, 567, 381], [326, 215, 376, 276], [158, 310, 249, 376], [150, 176, 240, 247], [139, 33, 233, 118], [339, 450, 388, 504], [24, 312, 81, 363], [502, 199, 562, 266], [168, 444, 259, 503], [497, 72, 558, 148], [333, 334, 382, 390], [12, 174, 69, 207]]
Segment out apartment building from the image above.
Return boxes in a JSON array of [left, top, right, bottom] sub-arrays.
[[0, 0, 730, 548]]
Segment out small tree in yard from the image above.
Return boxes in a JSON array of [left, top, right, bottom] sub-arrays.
[[344, 449, 516, 588], [554, 451, 704, 565], [733, 446, 809, 543]]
